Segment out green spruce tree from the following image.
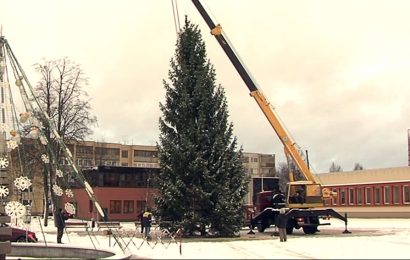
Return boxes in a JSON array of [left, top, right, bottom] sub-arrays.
[[155, 17, 249, 237]]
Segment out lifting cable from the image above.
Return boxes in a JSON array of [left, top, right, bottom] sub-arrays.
[[171, 0, 181, 36]]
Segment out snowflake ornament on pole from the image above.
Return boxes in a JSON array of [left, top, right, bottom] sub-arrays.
[[19, 112, 30, 123], [0, 158, 9, 168], [6, 140, 18, 150], [41, 154, 49, 164], [5, 201, 26, 218], [56, 169, 63, 178], [39, 135, 48, 145], [0, 123, 9, 133], [0, 186, 9, 198], [64, 202, 76, 215], [14, 176, 32, 191], [52, 184, 63, 196], [65, 189, 74, 198]]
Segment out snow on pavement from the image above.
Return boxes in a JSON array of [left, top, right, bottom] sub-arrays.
[[24, 217, 410, 259]]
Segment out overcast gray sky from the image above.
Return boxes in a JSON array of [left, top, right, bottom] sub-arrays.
[[2, 0, 410, 173]]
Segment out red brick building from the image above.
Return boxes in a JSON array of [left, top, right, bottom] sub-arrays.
[[315, 166, 410, 217], [65, 166, 160, 221]]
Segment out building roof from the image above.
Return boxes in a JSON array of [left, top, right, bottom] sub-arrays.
[[314, 166, 410, 186]]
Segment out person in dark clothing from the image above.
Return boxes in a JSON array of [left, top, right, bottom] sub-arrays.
[[142, 210, 152, 239], [138, 210, 144, 234], [276, 208, 287, 242], [55, 208, 69, 244], [291, 191, 304, 204]]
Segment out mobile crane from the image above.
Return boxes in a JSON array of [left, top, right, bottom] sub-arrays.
[[192, 0, 349, 234]]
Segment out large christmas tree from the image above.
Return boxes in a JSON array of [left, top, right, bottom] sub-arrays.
[[155, 17, 249, 237]]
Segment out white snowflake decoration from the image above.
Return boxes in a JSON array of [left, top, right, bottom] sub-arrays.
[[5, 201, 26, 218], [0, 186, 9, 198], [64, 202, 76, 215], [39, 135, 48, 145], [0, 123, 9, 132], [65, 189, 74, 198], [11, 132, 21, 144], [19, 112, 30, 123], [52, 184, 63, 196], [0, 158, 9, 168], [41, 154, 49, 164], [7, 140, 18, 150], [14, 176, 32, 191], [56, 169, 63, 178], [29, 127, 40, 139]]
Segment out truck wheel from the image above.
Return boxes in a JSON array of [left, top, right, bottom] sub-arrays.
[[303, 226, 318, 234], [16, 236, 27, 242], [286, 226, 293, 234], [257, 223, 266, 233], [303, 216, 319, 234], [286, 219, 295, 234]]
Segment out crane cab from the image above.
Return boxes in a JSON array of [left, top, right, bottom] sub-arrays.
[[286, 181, 324, 208]]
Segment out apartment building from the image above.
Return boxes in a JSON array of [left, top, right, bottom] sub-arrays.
[[242, 152, 276, 205], [71, 140, 159, 169]]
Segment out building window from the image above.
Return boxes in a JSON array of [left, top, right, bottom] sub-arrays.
[[134, 150, 157, 158], [349, 188, 355, 205], [89, 200, 93, 213], [339, 188, 346, 205], [403, 185, 410, 204], [242, 156, 250, 163], [104, 161, 119, 166], [357, 187, 363, 205], [77, 159, 92, 167], [252, 157, 258, 163], [332, 188, 338, 205], [22, 199, 32, 206], [123, 200, 134, 214], [77, 146, 93, 154], [383, 186, 391, 204], [393, 186, 400, 204], [374, 187, 381, 204], [104, 173, 119, 186], [136, 200, 147, 212], [110, 200, 122, 214], [121, 150, 128, 158], [365, 187, 372, 205]]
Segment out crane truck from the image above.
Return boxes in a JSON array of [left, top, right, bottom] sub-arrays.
[[192, 0, 350, 235]]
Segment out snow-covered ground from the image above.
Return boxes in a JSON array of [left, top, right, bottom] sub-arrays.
[[18, 217, 410, 259]]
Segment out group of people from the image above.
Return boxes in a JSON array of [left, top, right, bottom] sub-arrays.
[[54, 207, 154, 244]]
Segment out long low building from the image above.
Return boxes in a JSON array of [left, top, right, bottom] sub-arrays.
[[315, 166, 410, 218]]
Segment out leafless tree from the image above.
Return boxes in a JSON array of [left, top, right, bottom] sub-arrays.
[[329, 162, 343, 172], [353, 163, 364, 171], [276, 162, 290, 192], [33, 57, 97, 225]]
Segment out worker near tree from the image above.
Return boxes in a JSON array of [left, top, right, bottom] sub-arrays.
[[142, 209, 152, 240], [276, 208, 287, 242], [55, 208, 69, 244], [137, 210, 144, 234]]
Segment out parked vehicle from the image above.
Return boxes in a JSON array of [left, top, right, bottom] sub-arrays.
[[0, 223, 38, 242]]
